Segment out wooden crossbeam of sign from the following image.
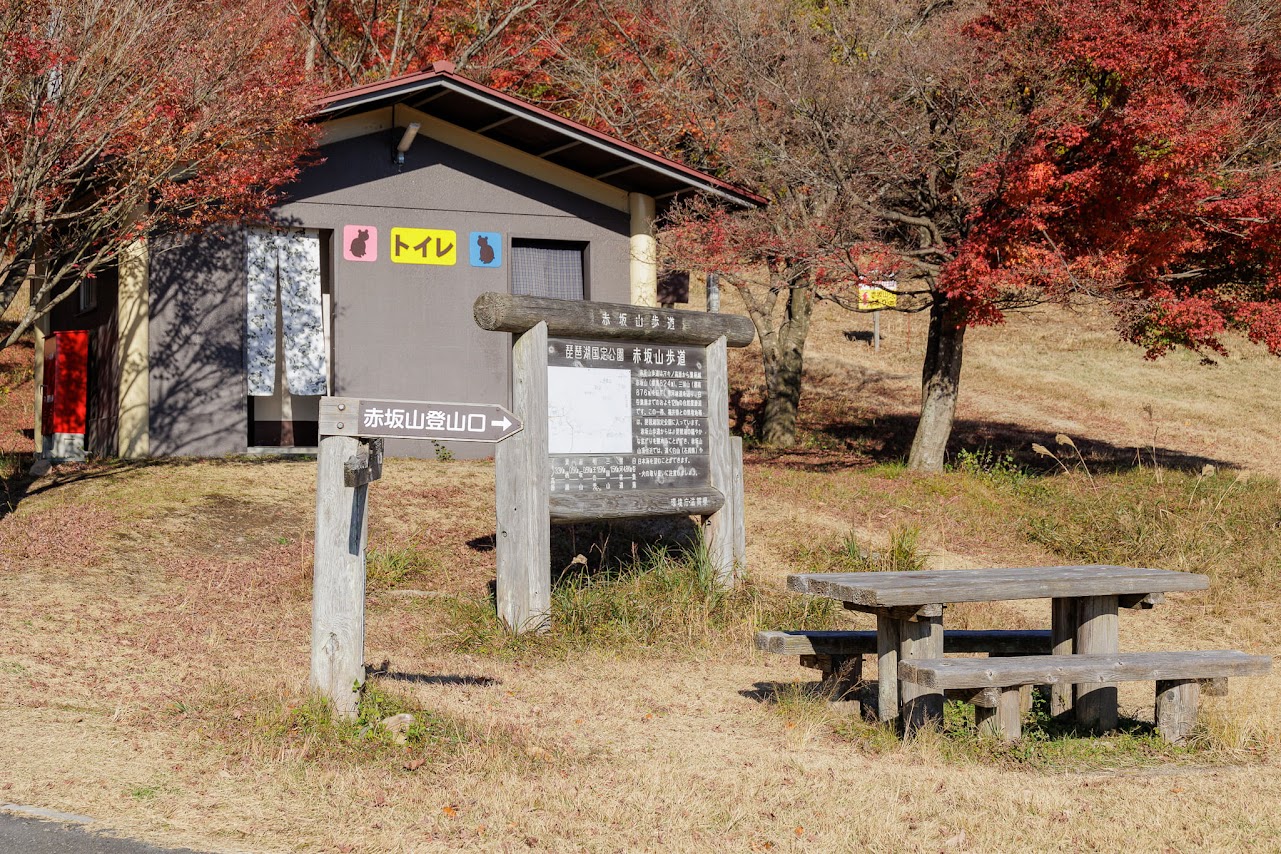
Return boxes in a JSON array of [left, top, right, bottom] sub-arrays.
[[474, 292, 756, 348], [319, 396, 523, 443]]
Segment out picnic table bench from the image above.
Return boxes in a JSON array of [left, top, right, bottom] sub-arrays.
[[755, 629, 1052, 715], [899, 650, 1272, 743], [784, 565, 1225, 733]]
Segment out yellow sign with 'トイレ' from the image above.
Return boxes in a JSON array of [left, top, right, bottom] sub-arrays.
[[390, 227, 457, 265]]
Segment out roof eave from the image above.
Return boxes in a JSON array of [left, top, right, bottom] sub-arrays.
[[314, 70, 765, 210]]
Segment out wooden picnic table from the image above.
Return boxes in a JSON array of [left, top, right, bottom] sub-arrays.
[[786, 565, 1210, 731]]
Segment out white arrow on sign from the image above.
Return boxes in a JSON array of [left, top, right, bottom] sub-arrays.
[[492, 415, 513, 431]]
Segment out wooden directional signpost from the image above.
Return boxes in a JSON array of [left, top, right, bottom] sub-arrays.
[[473, 292, 755, 633], [311, 396, 522, 716]]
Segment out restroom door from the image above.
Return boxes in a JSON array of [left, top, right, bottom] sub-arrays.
[[246, 229, 332, 449]]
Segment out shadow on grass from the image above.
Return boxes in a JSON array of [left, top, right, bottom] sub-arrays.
[[747, 412, 1238, 477], [0, 454, 316, 520], [740, 681, 801, 703], [377, 672, 500, 688]]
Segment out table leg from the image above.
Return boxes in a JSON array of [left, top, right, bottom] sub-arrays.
[[876, 615, 900, 724], [899, 613, 944, 733], [1050, 597, 1076, 718], [1075, 594, 1119, 732]]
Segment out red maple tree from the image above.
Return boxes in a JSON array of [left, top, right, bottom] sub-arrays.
[[648, 0, 1281, 466], [0, 0, 321, 347]]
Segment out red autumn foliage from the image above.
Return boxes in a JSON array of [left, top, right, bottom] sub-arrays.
[[0, 0, 321, 347], [621, 0, 1281, 462], [954, 0, 1281, 357]]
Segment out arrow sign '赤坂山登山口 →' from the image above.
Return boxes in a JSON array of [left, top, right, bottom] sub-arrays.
[[319, 396, 523, 443]]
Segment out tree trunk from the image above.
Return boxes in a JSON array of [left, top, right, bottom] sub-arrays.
[[907, 296, 966, 472], [758, 273, 812, 447]]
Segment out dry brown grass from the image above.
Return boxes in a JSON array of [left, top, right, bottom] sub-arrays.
[[0, 296, 1279, 852]]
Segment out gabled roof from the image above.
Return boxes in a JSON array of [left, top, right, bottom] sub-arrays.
[[314, 61, 765, 211]]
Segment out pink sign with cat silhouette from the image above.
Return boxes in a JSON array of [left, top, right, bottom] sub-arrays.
[[343, 225, 377, 262]]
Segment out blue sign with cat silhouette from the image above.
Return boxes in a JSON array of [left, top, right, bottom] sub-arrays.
[[469, 232, 502, 268]]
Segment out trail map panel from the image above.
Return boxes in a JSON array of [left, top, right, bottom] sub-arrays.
[[547, 337, 709, 493]]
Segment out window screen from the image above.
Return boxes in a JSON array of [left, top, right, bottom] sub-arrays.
[[510, 239, 586, 300]]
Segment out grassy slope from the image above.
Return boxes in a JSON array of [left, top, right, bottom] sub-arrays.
[[0, 296, 1278, 852]]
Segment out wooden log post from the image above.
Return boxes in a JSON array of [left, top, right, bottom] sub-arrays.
[[730, 437, 747, 573], [826, 654, 863, 716], [899, 613, 945, 733], [311, 433, 372, 717], [975, 687, 1023, 741], [876, 615, 901, 724], [703, 336, 736, 588], [1050, 597, 1076, 718], [1074, 594, 1119, 732], [1155, 679, 1200, 745], [495, 321, 551, 633]]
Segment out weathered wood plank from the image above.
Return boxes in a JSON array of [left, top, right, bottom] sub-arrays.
[[703, 336, 735, 588], [842, 602, 943, 621], [473, 292, 756, 348], [1075, 595, 1119, 732], [948, 686, 1002, 708], [754, 629, 1053, 657], [549, 487, 724, 523], [311, 434, 370, 718], [1119, 591, 1165, 609], [1050, 597, 1076, 717], [899, 614, 944, 732], [319, 396, 360, 438], [897, 650, 1273, 689], [787, 565, 1207, 606], [495, 322, 551, 633], [1156, 679, 1200, 745]]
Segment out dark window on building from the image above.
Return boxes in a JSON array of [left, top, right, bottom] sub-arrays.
[[510, 239, 587, 300], [78, 278, 98, 313]]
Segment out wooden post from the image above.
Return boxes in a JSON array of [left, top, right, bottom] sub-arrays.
[[730, 437, 747, 573], [876, 615, 901, 724], [704, 336, 735, 588], [899, 614, 944, 733], [976, 687, 1023, 741], [706, 272, 721, 313], [1155, 679, 1199, 744], [311, 433, 370, 717], [826, 654, 863, 716], [495, 321, 551, 632], [1050, 597, 1076, 718], [1074, 594, 1119, 732]]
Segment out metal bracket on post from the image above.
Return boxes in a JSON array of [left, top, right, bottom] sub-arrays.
[[344, 437, 384, 488]]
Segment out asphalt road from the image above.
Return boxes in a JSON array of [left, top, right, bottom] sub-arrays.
[[0, 807, 209, 853]]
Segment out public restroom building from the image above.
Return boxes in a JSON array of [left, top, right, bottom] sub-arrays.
[[35, 61, 761, 459]]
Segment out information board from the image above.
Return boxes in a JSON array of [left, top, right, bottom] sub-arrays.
[[546, 337, 708, 493]]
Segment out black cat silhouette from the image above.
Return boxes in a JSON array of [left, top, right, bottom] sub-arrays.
[[349, 228, 369, 258], [477, 235, 495, 265]]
